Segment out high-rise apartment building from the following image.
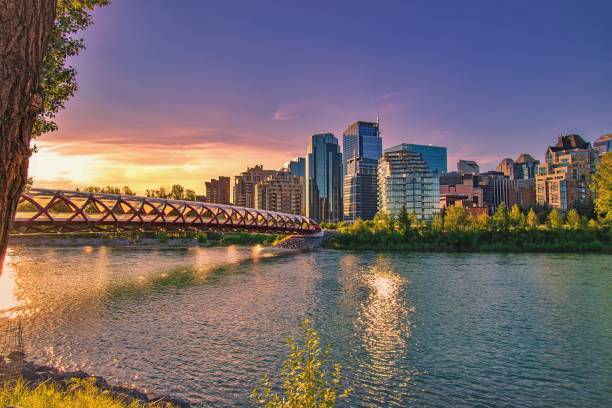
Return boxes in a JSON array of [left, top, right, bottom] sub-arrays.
[[536, 134, 598, 211], [384, 143, 447, 174], [457, 160, 479, 175], [378, 145, 440, 220], [233, 165, 277, 208], [254, 170, 304, 215], [305, 133, 343, 222], [204, 176, 230, 204], [343, 121, 382, 221]]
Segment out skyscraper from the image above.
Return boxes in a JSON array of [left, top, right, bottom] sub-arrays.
[[342, 121, 382, 221], [305, 133, 343, 223], [457, 159, 480, 175], [378, 145, 440, 220], [286, 157, 306, 178], [384, 143, 447, 174]]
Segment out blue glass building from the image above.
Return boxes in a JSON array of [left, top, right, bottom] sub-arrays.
[[343, 121, 382, 221], [287, 157, 305, 178], [384, 143, 447, 174], [306, 134, 343, 222]]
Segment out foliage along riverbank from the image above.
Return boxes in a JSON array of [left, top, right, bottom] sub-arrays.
[[9, 231, 284, 248], [322, 205, 611, 253]]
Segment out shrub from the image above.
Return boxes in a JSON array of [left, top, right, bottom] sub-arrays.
[[252, 319, 351, 407], [206, 231, 223, 241]]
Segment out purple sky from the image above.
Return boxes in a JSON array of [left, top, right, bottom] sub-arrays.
[[30, 0, 612, 193]]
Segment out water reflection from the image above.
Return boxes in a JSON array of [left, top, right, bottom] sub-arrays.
[[354, 256, 414, 405], [2, 247, 609, 407], [0, 253, 19, 316]]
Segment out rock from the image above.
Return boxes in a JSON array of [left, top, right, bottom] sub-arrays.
[[20, 361, 190, 407], [70, 369, 90, 379]]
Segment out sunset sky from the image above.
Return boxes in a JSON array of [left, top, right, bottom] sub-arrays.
[[30, 0, 612, 195]]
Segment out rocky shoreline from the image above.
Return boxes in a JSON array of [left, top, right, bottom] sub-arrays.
[[20, 361, 190, 407]]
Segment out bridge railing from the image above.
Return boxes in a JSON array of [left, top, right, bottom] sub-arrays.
[[12, 188, 320, 234]]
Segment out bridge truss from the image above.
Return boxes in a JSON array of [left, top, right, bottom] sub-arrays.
[[12, 189, 320, 235]]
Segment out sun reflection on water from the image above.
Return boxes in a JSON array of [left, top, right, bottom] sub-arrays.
[[356, 257, 413, 388], [0, 250, 29, 318]]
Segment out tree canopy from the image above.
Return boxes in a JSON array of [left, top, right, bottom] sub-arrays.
[[33, 0, 109, 137], [592, 152, 612, 220]]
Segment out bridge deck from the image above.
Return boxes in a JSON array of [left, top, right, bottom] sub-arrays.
[[12, 189, 320, 235]]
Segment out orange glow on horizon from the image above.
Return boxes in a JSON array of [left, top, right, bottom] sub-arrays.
[[29, 140, 298, 195]]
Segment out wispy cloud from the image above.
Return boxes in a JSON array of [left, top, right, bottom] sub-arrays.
[[272, 101, 316, 121]]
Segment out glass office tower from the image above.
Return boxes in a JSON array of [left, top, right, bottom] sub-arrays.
[[342, 121, 382, 221], [287, 157, 306, 178], [385, 143, 447, 174], [305, 134, 343, 223]]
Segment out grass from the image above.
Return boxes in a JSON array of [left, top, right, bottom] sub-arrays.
[[0, 377, 163, 408]]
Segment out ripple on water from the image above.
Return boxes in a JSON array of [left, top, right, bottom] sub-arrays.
[[1, 247, 611, 407]]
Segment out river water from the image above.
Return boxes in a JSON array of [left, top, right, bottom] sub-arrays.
[[1, 245, 610, 407]]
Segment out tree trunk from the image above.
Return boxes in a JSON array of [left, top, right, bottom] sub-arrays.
[[0, 0, 56, 270]]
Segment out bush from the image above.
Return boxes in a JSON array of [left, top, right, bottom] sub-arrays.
[[252, 319, 351, 407], [157, 231, 168, 244], [206, 231, 223, 241]]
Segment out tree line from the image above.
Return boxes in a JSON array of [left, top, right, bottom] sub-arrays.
[[323, 202, 611, 253], [75, 184, 197, 201]]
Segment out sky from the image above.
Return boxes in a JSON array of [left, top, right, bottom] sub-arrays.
[[30, 0, 612, 195]]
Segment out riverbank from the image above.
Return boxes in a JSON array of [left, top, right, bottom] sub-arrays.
[[5, 361, 190, 407], [323, 226, 612, 252], [9, 231, 282, 248]]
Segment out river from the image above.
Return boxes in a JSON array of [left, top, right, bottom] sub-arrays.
[[1, 245, 610, 407]]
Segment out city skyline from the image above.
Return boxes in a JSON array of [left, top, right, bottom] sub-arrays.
[[27, 0, 612, 193]]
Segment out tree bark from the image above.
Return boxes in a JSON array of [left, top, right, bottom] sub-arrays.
[[0, 0, 56, 270]]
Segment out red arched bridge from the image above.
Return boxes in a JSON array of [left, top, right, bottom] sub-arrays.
[[12, 188, 320, 235]]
